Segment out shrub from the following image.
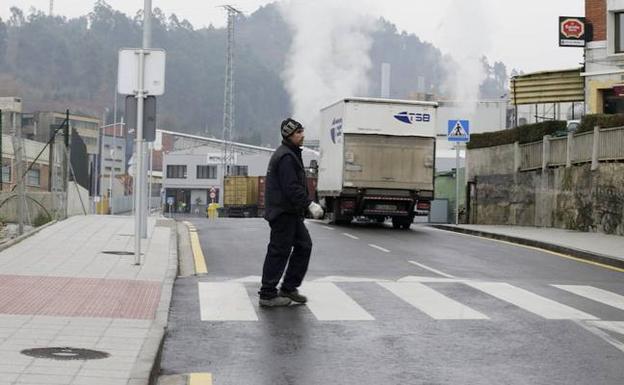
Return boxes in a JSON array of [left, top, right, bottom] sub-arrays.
[[578, 113, 624, 133], [33, 212, 52, 227], [467, 120, 566, 149]]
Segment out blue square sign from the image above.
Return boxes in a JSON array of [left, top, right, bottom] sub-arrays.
[[448, 120, 470, 142]]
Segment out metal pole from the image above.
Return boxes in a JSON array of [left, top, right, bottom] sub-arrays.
[[0, 109, 3, 190], [148, 142, 153, 214], [13, 113, 24, 235], [140, 0, 152, 240], [134, 0, 151, 265], [455, 144, 460, 225], [109, 148, 114, 215], [63, 110, 69, 220]]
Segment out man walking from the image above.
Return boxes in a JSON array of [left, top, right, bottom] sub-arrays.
[[259, 118, 324, 307]]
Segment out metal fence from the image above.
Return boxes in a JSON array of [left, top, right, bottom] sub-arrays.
[[519, 142, 542, 170], [518, 126, 624, 171]]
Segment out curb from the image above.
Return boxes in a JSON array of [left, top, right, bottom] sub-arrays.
[[431, 224, 624, 270], [128, 219, 179, 385], [0, 220, 58, 253]]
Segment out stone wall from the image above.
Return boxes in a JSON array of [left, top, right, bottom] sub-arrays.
[[470, 163, 624, 235]]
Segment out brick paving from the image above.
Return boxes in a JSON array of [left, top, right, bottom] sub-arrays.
[[0, 275, 161, 319], [0, 215, 175, 385]]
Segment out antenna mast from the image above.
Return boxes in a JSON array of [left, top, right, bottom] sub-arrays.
[[220, 5, 242, 177]]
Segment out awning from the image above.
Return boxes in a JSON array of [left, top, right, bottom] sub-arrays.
[[510, 68, 584, 105]]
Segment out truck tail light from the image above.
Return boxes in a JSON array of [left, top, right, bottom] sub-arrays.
[[416, 201, 430, 211], [340, 200, 356, 210]]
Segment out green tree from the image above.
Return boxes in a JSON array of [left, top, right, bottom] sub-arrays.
[[0, 18, 7, 65]]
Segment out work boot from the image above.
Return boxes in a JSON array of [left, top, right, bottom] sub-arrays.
[[259, 296, 292, 307], [279, 289, 307, 304]]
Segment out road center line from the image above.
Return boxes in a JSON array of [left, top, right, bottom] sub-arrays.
[[369, 244, 390, 253], [408, 260, 455, 278], [322, 226, 335, 230], [343, 233, 359, 240]]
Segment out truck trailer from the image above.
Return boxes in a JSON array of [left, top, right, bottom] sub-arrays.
[[317, 98, 437, 229]]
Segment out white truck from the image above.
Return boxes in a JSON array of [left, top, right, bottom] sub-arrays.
[[317, 98, 437, 229]]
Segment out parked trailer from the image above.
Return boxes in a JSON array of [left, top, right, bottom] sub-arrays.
[[223, 176, 259, 217], [317, 98, 437, 229]]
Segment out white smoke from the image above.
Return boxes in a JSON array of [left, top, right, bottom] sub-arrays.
[[438, 0, 492, 115], [278, 0, 378, 140]]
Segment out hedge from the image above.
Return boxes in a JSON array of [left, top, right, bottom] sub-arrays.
[[466, 113, 624, 149], [467, 121, 566, 149], [577, 113, 624, 133]]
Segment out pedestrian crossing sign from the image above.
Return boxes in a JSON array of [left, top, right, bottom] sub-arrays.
[[448, 120, 470, 142]]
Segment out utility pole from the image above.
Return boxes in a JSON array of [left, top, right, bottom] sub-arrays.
[[134, 0, 152, 265], [221, 5, 242, 180], [63, 110, 69, 220], [11, 113, 24, 235], [49, 0, 54, 16]]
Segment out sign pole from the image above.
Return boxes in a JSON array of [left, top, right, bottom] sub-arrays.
[[447, 119, 470, 226], [455, 144, 460, 225], [134, 0, 152, 265]]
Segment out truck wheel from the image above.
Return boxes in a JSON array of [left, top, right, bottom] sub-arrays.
[[392, 218, 401, 229], [401, 222, 411, 230]]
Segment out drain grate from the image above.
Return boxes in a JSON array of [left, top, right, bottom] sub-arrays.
[[21, 347, 110, 361], [102, 251, 135, 255]]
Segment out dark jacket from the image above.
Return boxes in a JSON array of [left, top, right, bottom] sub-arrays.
[[264, 139, 311, 222]]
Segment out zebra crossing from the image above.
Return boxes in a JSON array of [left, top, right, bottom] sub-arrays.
[[197, 277, 624, 323]]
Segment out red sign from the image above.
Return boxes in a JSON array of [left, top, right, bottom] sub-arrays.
[[561, 18, 584, 38], [614, 85, 624, 97], [559, 16, 586, 47]]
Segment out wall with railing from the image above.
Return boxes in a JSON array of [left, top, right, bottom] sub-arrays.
[[465, 126, 624, 235], [515, 126, 624, 172]]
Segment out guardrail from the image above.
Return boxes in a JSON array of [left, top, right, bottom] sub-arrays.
[[517, 126, 624, 171]]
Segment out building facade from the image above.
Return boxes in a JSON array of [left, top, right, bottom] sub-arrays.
[[584, 0, 624, 113], [158, 130, 319, 213], [1, 134, 50, 192]]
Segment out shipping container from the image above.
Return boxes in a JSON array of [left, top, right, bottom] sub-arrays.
[[223, 176, 259, 217]]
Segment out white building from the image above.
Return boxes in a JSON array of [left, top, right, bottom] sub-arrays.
[[435, 100, 508, 171], [159, 130, 319, 213]]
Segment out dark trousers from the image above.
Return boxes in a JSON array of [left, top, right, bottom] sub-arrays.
[[259, 213, 312, 299]]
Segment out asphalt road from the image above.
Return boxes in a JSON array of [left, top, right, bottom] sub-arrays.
[[159, 218, 624, 385]]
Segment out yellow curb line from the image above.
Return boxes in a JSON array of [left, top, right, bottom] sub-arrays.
[[444, 229, 624, 273], [189, 373, 213, 385], [184, 221, 208, 274]]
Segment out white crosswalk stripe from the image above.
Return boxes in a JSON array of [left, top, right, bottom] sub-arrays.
[[197, 280, 620, 322], [198, 282, 258, 321], [300, 282, 375, 321], [466, 282, 598, 320], [379, 282, 489, 320], [552, 285, 624, 311]]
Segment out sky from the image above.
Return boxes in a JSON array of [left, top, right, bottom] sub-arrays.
[[1, 0, 584, 74]]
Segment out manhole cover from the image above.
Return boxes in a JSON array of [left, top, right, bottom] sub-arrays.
[[102, 251, 135, 255], [21, 347, 110, 361]]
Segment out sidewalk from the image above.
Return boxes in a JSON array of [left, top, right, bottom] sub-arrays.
[[0, 215, 177, 385], [432, 224, 624, 269]]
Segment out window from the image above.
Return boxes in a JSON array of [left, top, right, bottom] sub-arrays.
[[197, 165, 217, 179], [617, 12, 624, 53], [230, 165, 248, 176], [167, 165, 187, 179], [2, 163, 11, 183], [27, 169, 40, 187]]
